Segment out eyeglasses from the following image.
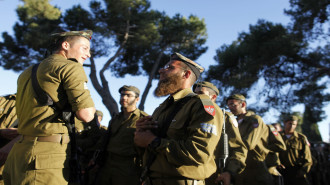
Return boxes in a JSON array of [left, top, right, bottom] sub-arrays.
[[120, 93, 137, 98], [227, 103, 241, 108], [161, 64, 186, 71]]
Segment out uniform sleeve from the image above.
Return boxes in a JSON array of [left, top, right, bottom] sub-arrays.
[[300, 135, 313, 173], [156, 98, 220, 166], [267, 125, 286, 152], [241, 115, 265, 150], [60, 63, 95, 111], [223, 113, 247, 175]]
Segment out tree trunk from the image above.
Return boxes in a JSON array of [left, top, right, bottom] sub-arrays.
[[138, 47, 167, 110]]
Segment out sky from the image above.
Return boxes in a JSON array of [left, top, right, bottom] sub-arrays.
[[0, 0, 329, 142]]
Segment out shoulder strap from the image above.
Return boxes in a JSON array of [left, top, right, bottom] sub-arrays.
[[31, 64, 55, 107], [159, 93, 196, 138]]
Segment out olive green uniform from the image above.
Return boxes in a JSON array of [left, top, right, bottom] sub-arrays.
[[145, 88, 220, 185], [0, 94, 18, 184], [235, 111, 286, 185], [279, 131, 313, 185], [97, 108, 148, 185], [3, 54, 95, 185], [206, 109, 247, 185]]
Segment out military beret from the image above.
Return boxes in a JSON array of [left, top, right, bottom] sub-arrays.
[[119, 85, 140, 96], [284, 115, 298, 122], [170, 52, 204, 79], [226, 94, 246, 102], [51, 30, 93, 43], [96, 110, 103, 117], [193, 81, 219, 95]]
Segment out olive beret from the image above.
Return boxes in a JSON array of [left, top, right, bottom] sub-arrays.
[[119, 85, 140, 96], [51, 30, 93, 43], [193, 81, 219, 95], [170, 52, 204, 79], [226, 94, 246, 102]]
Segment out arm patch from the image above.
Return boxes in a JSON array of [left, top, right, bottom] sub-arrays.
[[200, 123, 217, 135]]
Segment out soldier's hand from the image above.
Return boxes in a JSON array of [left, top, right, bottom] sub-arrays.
[[136, 116, 158, 131], [134, 130, 156, 148], [0, 128, 19, 140], [215, 172, 231, 185]]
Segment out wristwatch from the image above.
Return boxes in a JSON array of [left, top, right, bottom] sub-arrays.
[[148, 137, 161, 151]]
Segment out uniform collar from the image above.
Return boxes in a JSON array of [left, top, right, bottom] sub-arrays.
[[171, 88, 193, 102]]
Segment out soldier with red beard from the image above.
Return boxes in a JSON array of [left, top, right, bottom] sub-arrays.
[[134, 53, 221, 185]]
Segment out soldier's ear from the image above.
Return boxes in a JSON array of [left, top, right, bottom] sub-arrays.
[[62, 41, 70, 50], [183, 70, 192, 79]]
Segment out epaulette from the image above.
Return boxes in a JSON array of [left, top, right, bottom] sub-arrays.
[[197, 94, 215, 117], [140, 110, 149, 117], [226, 111, 238, 128]]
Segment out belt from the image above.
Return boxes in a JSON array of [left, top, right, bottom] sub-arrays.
[[22, 135, 70, 144]]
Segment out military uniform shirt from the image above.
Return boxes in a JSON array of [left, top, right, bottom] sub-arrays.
[[145, 88, 220, 180], [0, 94, 17, 130], [16, 54, 95, 136], [107, 108, 148, 156], [279, 131, 313, 174]]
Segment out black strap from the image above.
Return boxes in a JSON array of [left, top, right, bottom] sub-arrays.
[[31, 64, 55, 107]]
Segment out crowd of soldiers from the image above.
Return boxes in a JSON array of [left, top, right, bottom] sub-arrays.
[[0, 29, 329, 185]]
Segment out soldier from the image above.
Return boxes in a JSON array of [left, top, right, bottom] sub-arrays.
[[278, 115, 313, 185], [0, 94, 20, 185], [3, 30, 96, 185], [134, 53, 220, 185], [192, 81, 247, 185], [265, 124, 287, 185], [95, 85, 148, 185], [226, 94, 285, 185]]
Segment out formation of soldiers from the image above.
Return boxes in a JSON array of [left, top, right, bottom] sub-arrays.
[[0, 29, 329, 185]]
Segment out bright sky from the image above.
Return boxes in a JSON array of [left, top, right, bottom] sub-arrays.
[[0, 0, 329, 142]]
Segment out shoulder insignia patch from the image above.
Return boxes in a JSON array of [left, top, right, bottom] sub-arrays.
[[230, 115, 238, 128], [200, 123, 217, 136], [204, 105, 215, 116], [252, 122, 259, 128]]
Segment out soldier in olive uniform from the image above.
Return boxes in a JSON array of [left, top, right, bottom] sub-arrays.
[[3, 30, 96, 185], [226, 94, 286, 185], [0, 94, 20, 185], [134, 53, 220, 185], [278, 115, 313, 185], [96, 85, 148, 185], [192, 81, 247, 185]]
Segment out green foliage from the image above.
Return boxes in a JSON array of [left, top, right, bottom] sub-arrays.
[[285, 0, 330, 40]]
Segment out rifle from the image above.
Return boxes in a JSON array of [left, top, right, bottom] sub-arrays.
[[218, 109, 229, 185]]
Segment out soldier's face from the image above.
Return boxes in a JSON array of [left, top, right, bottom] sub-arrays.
[[155, 61, 185, 97], [284, 120, 297, 134], [65, 37, 91, 65], [227, 99, 244, 116], [120, 90, 138, 108]]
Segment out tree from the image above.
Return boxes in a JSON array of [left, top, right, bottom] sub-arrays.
[[137, 13, 208, 110], [206, 0, 330, 140], [0, 0, 208, 118]]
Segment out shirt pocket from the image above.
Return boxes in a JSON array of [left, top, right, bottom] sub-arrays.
[[35, 153, 69, 169]]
